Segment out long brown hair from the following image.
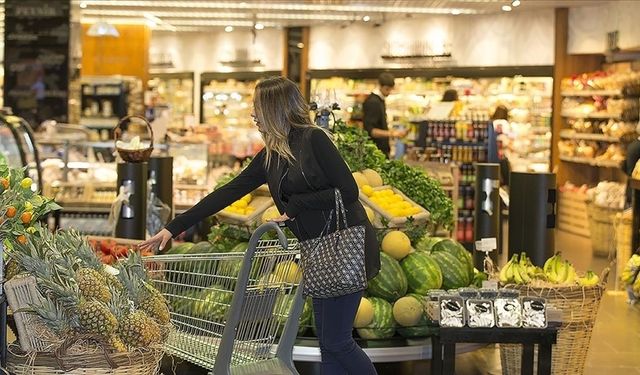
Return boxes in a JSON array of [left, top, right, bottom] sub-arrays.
[[253, 76, 314, 167]]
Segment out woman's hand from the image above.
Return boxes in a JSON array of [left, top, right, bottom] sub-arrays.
[[138, 228, 173, 252], [271, 213, 290, 222]]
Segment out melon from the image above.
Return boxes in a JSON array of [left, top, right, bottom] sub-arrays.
[[273, 261, 302, 284], [362, 169, 383, 187], [231, 242, 249, 253], [367, 252, 408, 302], [352, 172, 369, 189], [415, 236, 445, 252], [381, 230, 412, 260], [275, 295, 313, 336], [356, 297, 396, 339], [354, 297, 375, 328], [188, 241, 214, 254], [431, 251, 470, 290], [193, 287, 233, 320], [261, 206, 281, 224], [400, 252, 443, 294], [432, 239, 474, 282], [364, 206, 375, 222], [166, 242, 194, 254], [395, 293, 435, 338], [393, 295, 423, 327]]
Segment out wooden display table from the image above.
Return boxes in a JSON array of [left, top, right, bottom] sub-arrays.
[[431, 322, 560, 375]]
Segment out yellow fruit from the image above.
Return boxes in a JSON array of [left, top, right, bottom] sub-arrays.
[[389, 208, 403, 217], [232, 200, 248, 209], [399, 201, 411, 209], [353, 297, 374, 328], [20, 177, 33, 189], [361, 185, 374, 197], [245, 206, 255, 213], [364, 206, 375, 222], [393, 296, 424, 327], [382, 189, 393, 196], [389, 195, 403, 203], [273, 261, 302, 284], [381, 231, 412, 260], [400, 208, 413, 217], [362, 169, 383, 187], [261, 206, 280, 223], [352, 172, 369, 189], [242, 194, 253, 203]]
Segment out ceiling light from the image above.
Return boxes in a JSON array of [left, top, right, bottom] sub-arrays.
[[512, 0, 521, 6], [502, 5, 512, 11], [224, 25, 233, 32], [254, 22, 264, 30], [296, 42, 304, 48], [81, 9, 354, 21], [362, 15, 371, 22], [87, 21, 120, 37], [79, 1, 87, 8], [451, 9, 461, 15]]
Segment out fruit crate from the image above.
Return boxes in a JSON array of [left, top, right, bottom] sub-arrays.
[[557, 190, 590, 238], [586, 202, 621, 257], [359, 185, 430, 228], [215, 184, 274, 226]]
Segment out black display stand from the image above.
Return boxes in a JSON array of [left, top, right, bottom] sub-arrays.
[[115, 162, 148, 240], [474, 163, 501, 268], [431, 323, 559, 375], [508, 172, 556, 267], [149, 156, 173, 248]]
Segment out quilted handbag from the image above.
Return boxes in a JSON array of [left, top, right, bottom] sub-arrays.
[[299, 189, 367, 298]]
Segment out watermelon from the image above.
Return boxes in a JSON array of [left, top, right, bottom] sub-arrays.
[[218, 259, 243, 277], [415, 236, 445, 252], [431, 251, 470, 290], [396, 293, 436, 338], [166, 242, 193, 254], [231, 242, 249, 253], [188, 241, 215, 254], [400, 252, 443, 294], [356, 297, 396, 339], [275, 295, 313, 336], [367, 252, 408, 302], [432, 239, 474, 282], [192, 287, 233, 320]]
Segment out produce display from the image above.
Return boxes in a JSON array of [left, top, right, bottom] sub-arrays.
[[221, 193, 256, 216], [498, 252, 599, 287], [586, 181, 625, 209], [621, 254, 640, 301]]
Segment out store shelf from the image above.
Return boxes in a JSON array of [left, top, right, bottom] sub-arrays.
[[561, 112, 621, 119], [80, 117, 119, 128], [559, 156, 623, 168], [561, 89, 622, 97], [423, 140, 486, 147], [559, 130, 620, 142]]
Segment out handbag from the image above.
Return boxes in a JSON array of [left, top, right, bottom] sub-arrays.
[[298, 188, 367, 298]]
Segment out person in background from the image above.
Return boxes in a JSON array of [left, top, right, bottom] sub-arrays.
[[442, 88, 459, 102], [491, 105, 510, 186], [139, 77, 379, 375], [363, 72, 407, 157]]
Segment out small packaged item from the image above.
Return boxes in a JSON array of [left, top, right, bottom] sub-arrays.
[[479, 288, 498, 299], [522, 297, 547, 328], [427, 290, 446, 321], [458, 287, 479, 301], [439, 295, 465, 327], [466, 299, 495, 328], [495, 289, 522, 328]]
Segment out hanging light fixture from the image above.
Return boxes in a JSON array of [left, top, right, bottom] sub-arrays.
[[87, 21, 120, 37]]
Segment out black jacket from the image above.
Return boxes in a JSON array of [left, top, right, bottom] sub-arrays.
[[166, 126, 381, 280], [363, 93, 390, 155]]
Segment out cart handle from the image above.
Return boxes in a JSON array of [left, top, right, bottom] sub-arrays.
[[247, 221, 289, 251]]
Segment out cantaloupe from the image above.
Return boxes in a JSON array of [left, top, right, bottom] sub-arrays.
[[352, 172, 369, 189], [354, 297, 374, 328], [393, 295, 424, 327], [362, 169, 383, 187], [273, 261, 302, 283], [261, 206, 280, 224], [381, 231, 412, 260], [364, 206, 375, 222]]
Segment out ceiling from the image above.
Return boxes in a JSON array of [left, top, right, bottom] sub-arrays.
[[71, 0, 612, 32]]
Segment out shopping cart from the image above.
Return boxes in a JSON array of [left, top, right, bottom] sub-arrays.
[[143, 222, 304, 375]]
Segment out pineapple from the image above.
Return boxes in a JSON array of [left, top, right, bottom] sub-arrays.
[[76, 268, 111, 303], [117, 255, 170, 325], [118, 310, 161, 348], [77, 299, 118, 336], [107, 334, 127, 353], [5, 260, 23, 281]]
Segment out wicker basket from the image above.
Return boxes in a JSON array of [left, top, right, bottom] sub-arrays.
[[586, 202, 621, 257], [114, 115, 154, 163], [614, 209, 633, 290], [7, 338, 163, 375], [499, 281, 606, 375]]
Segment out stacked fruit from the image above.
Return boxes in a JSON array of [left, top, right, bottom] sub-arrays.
[[221, 193, 255, 216], [499, 252, 600, 287], [363, 188, 423, 218], [621, 254, 640, 299], [89, 238, 153, 265]]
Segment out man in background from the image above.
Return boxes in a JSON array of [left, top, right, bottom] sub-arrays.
[[363, 72, 407, 157]]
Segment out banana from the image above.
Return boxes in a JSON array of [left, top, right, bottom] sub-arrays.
[[513, 264, 525, 284], [563, 264, 577, 285], [543, 254, 558, 274], [505, 255, 518, 282], [577, 270, 599, 287], [499, 262, 511, 283]]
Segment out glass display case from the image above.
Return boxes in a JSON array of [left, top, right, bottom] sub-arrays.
[[146, 72, 195, 129], [0, 110, 42, 190]]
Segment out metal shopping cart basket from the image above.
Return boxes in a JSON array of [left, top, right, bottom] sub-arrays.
[[143, 222, 304, 375]]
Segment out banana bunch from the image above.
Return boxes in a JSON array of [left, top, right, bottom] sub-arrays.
[[543, 253, 577, 285], [621, 254, 640, 286], [577, 270, 600, 287], [499, 253, 544, 285]]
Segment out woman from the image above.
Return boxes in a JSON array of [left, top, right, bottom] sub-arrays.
[[139, 76, 379, 375]]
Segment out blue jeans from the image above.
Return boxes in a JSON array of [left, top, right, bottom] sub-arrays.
[[312, 291, 378, 375]]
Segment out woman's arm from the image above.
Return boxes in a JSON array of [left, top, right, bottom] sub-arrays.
[[285, 128, 358, 218], [165, 151, 267, 236]]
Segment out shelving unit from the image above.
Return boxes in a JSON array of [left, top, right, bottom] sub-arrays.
[[560, 112, 621, 119], [559, 130, 620, 142], [561, 89, 622, 97], [559, 156, 623, 168]]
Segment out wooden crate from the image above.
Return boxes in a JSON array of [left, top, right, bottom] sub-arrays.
[[557, 190, 590, 237], [215, 185, 274, 226], [359, 185, 430, 228]]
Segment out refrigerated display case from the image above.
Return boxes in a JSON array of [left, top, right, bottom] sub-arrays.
[[0, 110, 42, 191], [147, 72, 195, 128]]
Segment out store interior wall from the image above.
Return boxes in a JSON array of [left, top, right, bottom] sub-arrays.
[[149, 28, 284, 121], [569, 1, 640, 54], [308, 8, 555, 70]]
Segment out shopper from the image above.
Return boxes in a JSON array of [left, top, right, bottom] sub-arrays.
[[139, 76, 379, 375], [363, 72, 407, 156]]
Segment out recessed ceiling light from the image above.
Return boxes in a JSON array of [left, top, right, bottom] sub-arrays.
[[254, 22, 264, 30], [502, 5, 512, 11], [512, 0, 521, 6], [362, 15, 371, 22], [224, 25, 233, 32], [80, 1, 87, 8], [296, 42, 304, 48], [451, 9, 461, 15]]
